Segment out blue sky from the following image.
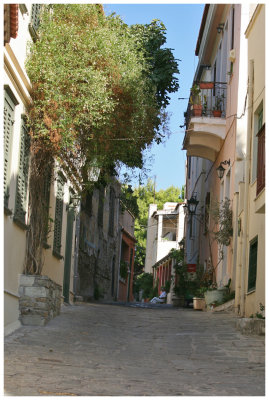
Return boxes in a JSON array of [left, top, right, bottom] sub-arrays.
[[104, 3, 204, 191]]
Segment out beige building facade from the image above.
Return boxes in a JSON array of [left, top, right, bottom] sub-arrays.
[[4, 4, 78, 335], [183, 4, 265, 317], [144, 202, 184, 274]]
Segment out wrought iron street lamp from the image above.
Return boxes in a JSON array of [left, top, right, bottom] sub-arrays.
[[186, 195, 199, 238], [216, 159, 230, 180]]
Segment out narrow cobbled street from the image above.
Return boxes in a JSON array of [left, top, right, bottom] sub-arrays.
[[5, 303, 265, 396]]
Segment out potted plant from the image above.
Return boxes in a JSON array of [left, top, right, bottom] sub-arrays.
[[190, 84, 202, 116], [212, 93, 224, 117], [193, 287, 207, 310]]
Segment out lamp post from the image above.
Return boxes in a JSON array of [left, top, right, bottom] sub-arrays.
[[187, 195, 199, 238], [216, 159, 230, 180]]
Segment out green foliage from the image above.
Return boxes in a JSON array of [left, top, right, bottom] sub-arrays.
[[164, 280, 171, 293], [120, 261, 129, 280], [130, 19, 179, 108], [210, 198, 233, 246], [132, 180, 184, 275], [120, 185, 139, 218], [170, 249, 208, 299], [135, 272, 153, 298], [26, 5, 180, 184]]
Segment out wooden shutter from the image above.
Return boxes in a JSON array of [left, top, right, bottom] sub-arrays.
[[248, 237, 258, 291], [14, 116, 30, 225], [4, 88, 18, 209], [42, 166, 52, 244], [53, 174, 64, 257]]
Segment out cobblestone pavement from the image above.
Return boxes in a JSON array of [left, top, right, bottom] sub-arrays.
[[4, 302, 265, 396]]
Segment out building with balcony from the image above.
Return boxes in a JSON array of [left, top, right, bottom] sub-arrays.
[[182, 4, 265, 317], [144, 202, 184, 274]]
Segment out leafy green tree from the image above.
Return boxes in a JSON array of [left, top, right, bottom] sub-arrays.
[[23, 4, 180, 274]]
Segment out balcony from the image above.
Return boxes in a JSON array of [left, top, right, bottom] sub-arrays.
[[183, 82, 227, 162]]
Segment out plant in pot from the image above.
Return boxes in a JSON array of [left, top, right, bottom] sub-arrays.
[[212, 93, 224, 117], [199, 81, 214, 90], [193, 286, 207, 310], [190, 84, 202, 117]]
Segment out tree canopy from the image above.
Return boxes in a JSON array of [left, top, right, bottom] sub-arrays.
[[26, 4, 179, 186]]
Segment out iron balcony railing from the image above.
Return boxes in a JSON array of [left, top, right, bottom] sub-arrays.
[[184, 81, 227, 128]]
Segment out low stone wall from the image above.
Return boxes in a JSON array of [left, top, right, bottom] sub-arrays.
[[19, 275, 62, 326], [236, 317, 265, 336]]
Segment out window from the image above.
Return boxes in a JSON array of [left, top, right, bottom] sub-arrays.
[[98, 186, 105, 227], [108, 187, 115, 236], [187, 157, 191, 179], [14, 116, 31, 228], [252, 105, 263, 183], [53, 174, 64, 258], [4, 87, 18, 211], [29, 4, 42, 40], [248, 237, 258, 292]]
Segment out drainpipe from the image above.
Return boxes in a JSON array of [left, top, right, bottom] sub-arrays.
[[240, 59, 254, 317], [116, 226, 123, 300], [73, 204, 81, 298]]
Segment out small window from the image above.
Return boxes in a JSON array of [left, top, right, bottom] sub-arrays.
[[252, 104, 263, 183], [248, 237, 258, 292], [29, 4, 42, 40]]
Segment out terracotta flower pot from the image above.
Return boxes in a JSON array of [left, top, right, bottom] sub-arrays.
[[192, 104, 202, 117], [199, 82, 214, 89], [213, 109, 222, 117]]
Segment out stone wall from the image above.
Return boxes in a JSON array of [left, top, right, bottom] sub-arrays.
[[19, 274, 62, 326]]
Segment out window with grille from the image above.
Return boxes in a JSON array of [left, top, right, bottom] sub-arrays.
[[108, 187, 115, 236], [248, 237, 258, 292], [14, 116, 30, 227], [29, 4, 42, 40], [53, 174, 64, 258], [4, 87, 18, 211]]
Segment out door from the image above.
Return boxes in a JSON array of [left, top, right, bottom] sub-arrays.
[[63, 201, 75, 303]]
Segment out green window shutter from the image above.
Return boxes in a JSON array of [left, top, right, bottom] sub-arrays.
[[4, 90, 16, 209], [53, 174, 64, 257], [248, 237, 258, 292], [42, 166, 52, 244], [14, 116, 30, 226]]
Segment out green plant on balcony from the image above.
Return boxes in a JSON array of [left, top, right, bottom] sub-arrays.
[[190, 84, 201, 105], [120, 260, 129, 280], [213, 93, 225, 116]]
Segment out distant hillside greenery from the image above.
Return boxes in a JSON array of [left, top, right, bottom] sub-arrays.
[[131, 179, 184, 276]]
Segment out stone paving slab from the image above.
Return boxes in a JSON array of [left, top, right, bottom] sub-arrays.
[[4, 302, 265, 396]]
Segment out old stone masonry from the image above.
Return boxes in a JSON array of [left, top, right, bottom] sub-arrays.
[[4, 303, 265, 396]]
